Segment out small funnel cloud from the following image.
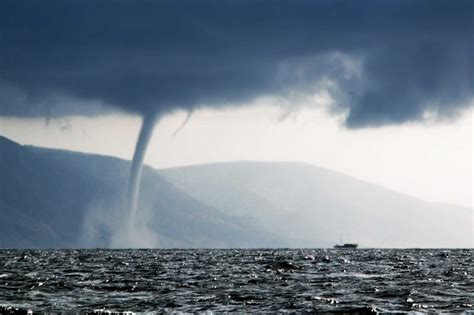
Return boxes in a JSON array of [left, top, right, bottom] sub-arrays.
[[173, 110, 193, 137], [127, 112, 159, 228]]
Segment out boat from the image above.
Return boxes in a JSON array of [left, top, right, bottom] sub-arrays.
[[333, 243, 358, 249]]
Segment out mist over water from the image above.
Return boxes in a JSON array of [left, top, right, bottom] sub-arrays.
[[81, 193, 160, 249]]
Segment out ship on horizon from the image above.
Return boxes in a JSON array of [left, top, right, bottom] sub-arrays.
[[333, 243, 358, 249]]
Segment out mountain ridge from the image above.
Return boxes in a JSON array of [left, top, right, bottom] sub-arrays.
[[1, 135, 471, 248], [160, 161, 472, 248], [0, 135, 284, 248], [161, 160, 471, 211]]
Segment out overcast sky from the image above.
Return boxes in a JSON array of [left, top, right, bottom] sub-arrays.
[[0, 1, 472, 209]]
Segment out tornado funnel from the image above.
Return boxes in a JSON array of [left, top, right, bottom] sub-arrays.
[[127, 113, 158, 227]]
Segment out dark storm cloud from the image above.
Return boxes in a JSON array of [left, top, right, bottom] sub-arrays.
[[0, 0, 472, 127]]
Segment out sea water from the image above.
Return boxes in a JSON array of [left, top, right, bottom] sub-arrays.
[[0, 249, 472, 313]]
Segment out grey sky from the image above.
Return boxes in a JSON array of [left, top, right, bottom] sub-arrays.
[[1, 0, 472, 128], [0, 0, 472, 210]]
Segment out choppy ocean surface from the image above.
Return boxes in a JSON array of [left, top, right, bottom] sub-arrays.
[[0, 249, 472, 314]]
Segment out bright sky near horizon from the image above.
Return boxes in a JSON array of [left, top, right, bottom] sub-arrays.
[[1, 103, 472, 208]]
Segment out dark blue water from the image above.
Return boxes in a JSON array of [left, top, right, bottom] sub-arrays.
[[0, 249, 472, 313]]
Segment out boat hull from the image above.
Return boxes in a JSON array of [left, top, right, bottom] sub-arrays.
[[333, 243, 358, 249]]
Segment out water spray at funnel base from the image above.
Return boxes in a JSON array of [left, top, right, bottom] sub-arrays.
[[127, 112, 159, 229]]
